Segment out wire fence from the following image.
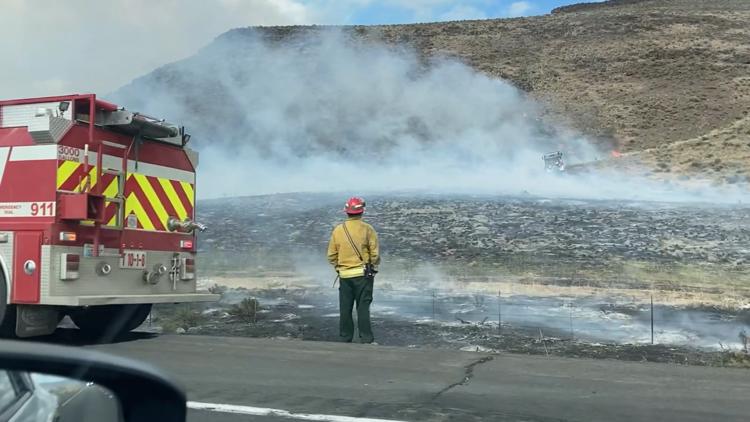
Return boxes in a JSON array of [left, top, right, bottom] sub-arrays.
[[199, 261, 750, 352], [370, 288, 750, 351]]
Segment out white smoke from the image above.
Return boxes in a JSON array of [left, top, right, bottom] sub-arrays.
[[114, 28, 748, 204]]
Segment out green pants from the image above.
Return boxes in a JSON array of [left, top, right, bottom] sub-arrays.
[[339, 276, 374, 343]]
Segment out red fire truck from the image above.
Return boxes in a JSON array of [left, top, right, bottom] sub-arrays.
[[0, 94, 216, 338]]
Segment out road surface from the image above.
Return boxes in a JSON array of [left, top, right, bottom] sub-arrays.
[[85, 334, 748, 422]]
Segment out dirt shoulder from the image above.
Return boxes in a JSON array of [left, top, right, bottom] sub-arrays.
[[155, 281, 750, 369], [203, 266, 750, 309]]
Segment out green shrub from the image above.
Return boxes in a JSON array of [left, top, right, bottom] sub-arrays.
[[208, 284, 227, 295], [229, 298, 260, 323], [160, 305, 206, 332]]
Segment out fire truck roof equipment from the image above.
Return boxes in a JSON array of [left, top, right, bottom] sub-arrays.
[[0, 94, 188, 147]]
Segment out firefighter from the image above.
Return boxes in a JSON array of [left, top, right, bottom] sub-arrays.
[[327, 197, 380, 343]]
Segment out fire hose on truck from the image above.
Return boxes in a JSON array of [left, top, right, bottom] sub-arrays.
[[0, 94, 217, 338]]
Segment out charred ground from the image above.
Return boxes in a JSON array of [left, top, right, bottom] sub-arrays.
[[197, 193, 750, 297]]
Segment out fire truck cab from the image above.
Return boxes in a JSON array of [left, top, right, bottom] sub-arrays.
[[0, 94, 216, 338]]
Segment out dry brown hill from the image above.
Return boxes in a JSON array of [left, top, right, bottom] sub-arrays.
[[364, 0, 750, 151], [252, 0, 750, 180]]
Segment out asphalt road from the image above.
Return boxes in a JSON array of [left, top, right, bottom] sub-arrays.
[[86, 334, 749, 422]]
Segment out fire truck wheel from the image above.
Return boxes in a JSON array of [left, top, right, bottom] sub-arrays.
[[123, 304, 153, 331], [70, 304, 153, 338], [0, 272, 16, 338]]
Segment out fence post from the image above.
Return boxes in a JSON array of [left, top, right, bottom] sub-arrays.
[[432, 289, 437, 324], [650, 294, 654, 345], [539, 328, 549, 357], [569, 301, 574, 340], [497, 290, 502, 334]]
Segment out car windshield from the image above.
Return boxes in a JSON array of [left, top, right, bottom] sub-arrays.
[[1, 1, 749, 422]]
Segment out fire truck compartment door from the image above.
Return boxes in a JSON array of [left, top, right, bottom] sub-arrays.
[[12, 231, 42, 303]]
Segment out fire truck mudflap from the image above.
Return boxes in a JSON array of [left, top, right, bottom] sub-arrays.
[[0, 94, 218, 338]]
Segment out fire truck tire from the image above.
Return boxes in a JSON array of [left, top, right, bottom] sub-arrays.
[[70, 304, 152, 338], [0, 272, 16, 338]]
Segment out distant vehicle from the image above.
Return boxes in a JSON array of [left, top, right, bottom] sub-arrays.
[[0, 94, 217, 339], [543, 151, 566, 173]]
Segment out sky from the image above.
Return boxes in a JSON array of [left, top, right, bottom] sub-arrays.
[[0, 0, 598, 99]]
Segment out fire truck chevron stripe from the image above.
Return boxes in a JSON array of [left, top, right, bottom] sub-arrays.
[[171, 180, 194, 219], [105, 202, 118, 226], [89, 172, 114, 195], [159, 178, 188, 221], [57, 162, 87, 191], [56, 160, 195, 231], [124, 193, 152, 230], [126, 177, 165, 231], [149, 176, 180, 222], [181, 182, 195, 206], [57, 161, 80, 189], [102, 176, 120, 227], [76, 167, 97, 192], [134, 174, 169, 230], [102, 176, 118, 197]]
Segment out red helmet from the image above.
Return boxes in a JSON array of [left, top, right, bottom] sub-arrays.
[[344, 197, 365, 215]]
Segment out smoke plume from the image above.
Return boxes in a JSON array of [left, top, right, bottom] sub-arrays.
[[113, 28, 747, 204]]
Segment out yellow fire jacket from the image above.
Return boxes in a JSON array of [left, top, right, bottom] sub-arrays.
[[327, 217, 380, 278]]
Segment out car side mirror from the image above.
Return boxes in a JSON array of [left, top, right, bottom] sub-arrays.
[[0, 340, 185, 422]]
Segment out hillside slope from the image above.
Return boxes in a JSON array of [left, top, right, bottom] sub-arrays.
[[116, 0, 750, 180], [365, 0, 750, 153]]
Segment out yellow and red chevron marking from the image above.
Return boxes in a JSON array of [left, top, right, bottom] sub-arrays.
[[56, 161, 194, 231]]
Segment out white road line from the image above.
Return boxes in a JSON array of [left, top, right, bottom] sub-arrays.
[[187, 401, 409, 422]]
